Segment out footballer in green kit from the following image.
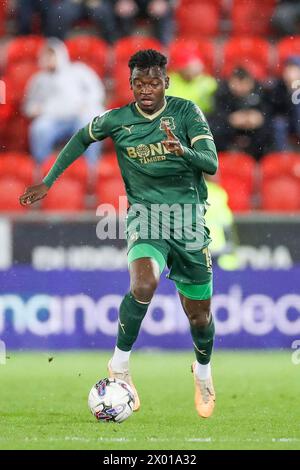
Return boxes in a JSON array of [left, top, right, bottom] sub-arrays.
[[20, 49, 218, 418]]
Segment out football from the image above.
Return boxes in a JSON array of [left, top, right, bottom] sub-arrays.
[[88, 377, 135, 423]]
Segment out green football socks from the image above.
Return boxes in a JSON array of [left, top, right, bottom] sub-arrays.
[[116, 292, 149, 352], [116, 293, 215, 366], [190, 315, 215, 365]]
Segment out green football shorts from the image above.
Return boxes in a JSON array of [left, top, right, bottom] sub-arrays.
[[126, 208, 213, 301]]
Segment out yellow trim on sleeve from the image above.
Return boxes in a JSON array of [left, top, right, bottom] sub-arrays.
[[191, 134, 214, 146], [89, 119, 98, 141]]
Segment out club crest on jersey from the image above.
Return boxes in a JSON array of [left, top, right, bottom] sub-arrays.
[[160, 116, 175, 131]]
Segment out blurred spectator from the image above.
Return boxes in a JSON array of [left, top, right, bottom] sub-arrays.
[[23, 38, 105, 165], [16, 0, 52, 35], [112, 0, 174, 45], [167, 49, 217, 116], [272, 0, 300, 36], [209, 67, 271, 160], [206, 177, 240, 271], [46, 0, 117, 43], [267, 56, 300, 151]]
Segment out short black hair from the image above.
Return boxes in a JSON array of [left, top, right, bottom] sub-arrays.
[[128, 49, 168, 75]]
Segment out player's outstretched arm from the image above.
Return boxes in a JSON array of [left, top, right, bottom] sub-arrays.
[[19, 127, 94, 206]]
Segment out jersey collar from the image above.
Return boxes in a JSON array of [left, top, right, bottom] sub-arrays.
[[135, 99, 167, 120]]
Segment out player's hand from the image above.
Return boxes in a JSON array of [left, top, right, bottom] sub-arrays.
[[19, 183, 49, 206], [162, 123, 184, 156]]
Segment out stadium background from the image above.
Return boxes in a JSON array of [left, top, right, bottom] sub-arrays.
[[0, 0, 300, 451], [0, 0, 299, 352]]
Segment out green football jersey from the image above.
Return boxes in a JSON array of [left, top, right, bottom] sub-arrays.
[[88, 96, 216, 208]]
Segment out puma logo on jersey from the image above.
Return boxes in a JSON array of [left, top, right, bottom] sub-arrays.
[[122, 125, 134, 134]]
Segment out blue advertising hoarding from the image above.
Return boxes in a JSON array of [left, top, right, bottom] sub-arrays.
[[0, 267, 299, 349]]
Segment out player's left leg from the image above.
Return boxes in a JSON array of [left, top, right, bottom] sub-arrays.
[[177, 284, 215, 418]]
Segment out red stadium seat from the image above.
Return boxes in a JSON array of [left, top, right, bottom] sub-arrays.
[[221, 37, 270, 80], [96, 153, 119, 180], [231, 0, 275, 36], [0, 1, 7, 36], [179, 0, 222, 4], [96, 178, 127, 213], [260, 152, 300, 211], [96, 153, 127, 212], [176, 1, 220, 38], [5, 35, 45, 71], [261, 152, 300, 179], [261, 177, 300, 212], [0, 152, 34, 186], [41, 178, 85, 212], [277, 36, 300, 74], [111, 63, 134, 107], [218, 152, 256, 212], [42, 154, 89, 191], [0, 177, 27, 212], [0, 104, 14, 150], [113, 36, 162, 65], [2, 114, 29, 152], [107, 96, 132, 109], [168, 38, 215, 74], [4, 62, 38, 106], [65, 36, 109, 78], [0, 102, 13, 122]]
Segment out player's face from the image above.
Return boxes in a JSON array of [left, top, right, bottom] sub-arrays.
[[130, 66, 169, 114]]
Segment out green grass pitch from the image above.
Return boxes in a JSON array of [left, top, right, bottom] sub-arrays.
[[0, 351, 299, 450]]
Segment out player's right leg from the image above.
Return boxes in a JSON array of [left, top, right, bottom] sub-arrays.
[[108, 244, 167, 411]]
